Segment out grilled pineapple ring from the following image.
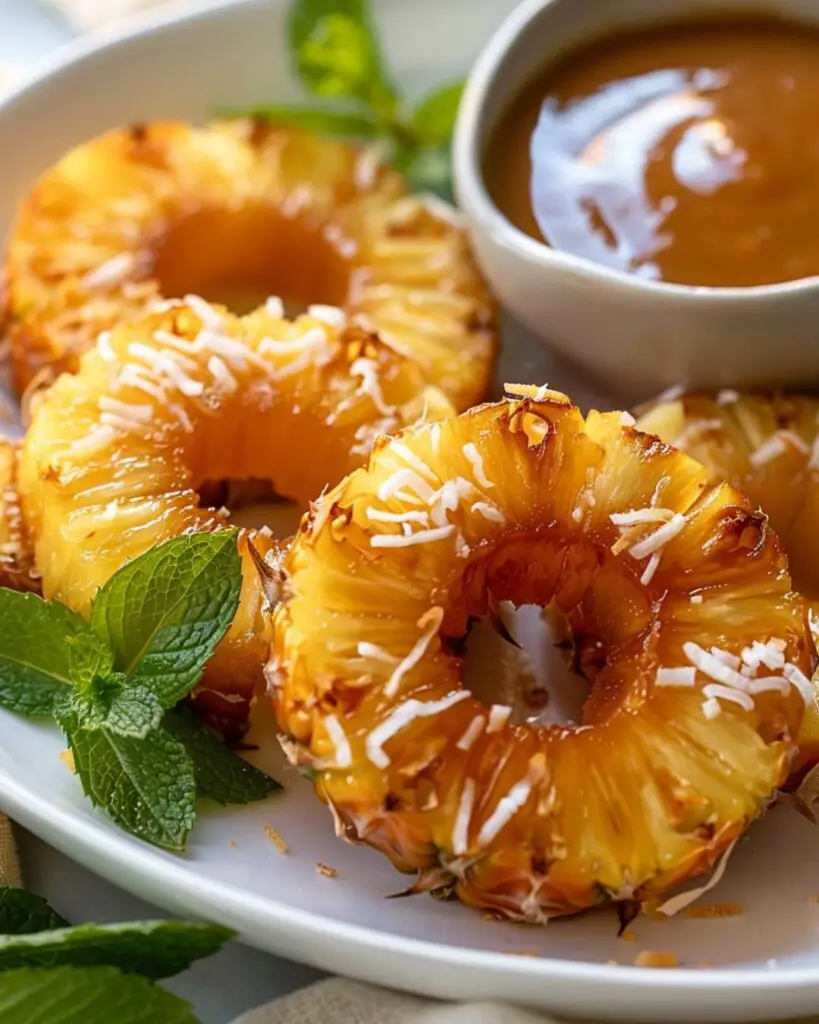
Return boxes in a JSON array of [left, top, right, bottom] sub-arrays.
[[4, 119, 496, 408], [273, 387, 812, 920], [18, 297, 452, 735], [637, 391, 819, 771]]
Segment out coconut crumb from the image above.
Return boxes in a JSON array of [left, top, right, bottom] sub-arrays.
[[619, 930, 637, 942], [684, 902, 742, 919], [316, 862, 338, 878], [229, 840, 238, 850], [510, 950, 541, 958], [264, 825, 289, 854], [59, 750, 75, 773], [635, 950, 679, 968]]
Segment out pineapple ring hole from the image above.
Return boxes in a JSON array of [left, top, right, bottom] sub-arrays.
[[462, 603, 592, 727], [444, 530, 652, 730], [199, 479, 305, 540], [152, 206, 351, 316]]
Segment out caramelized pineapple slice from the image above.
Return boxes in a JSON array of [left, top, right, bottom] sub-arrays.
[[4, 120, 495, 409], [273, 388, 810, 920], [18, 297, 452, 736]]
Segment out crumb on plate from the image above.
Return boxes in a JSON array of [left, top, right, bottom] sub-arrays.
[[316, 862, 338, 878], [619, 930, 637, 942], [59, 750, 75, 773], [684, 902, 742, 919], [264, 824, 288, 854], [634, 950, 679, 968], [228, 840, 238, 850]]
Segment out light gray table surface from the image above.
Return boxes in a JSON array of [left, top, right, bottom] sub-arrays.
[[0, 2, 326, 1020]]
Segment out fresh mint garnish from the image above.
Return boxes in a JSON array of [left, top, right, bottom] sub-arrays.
[[0, 530, 280, 849], [227, 0, 464, 201], [164, 708, 281, 805], [0, 889, 67, 936], [90, 532, 242, 707], [0, 592, 102, 715], [0, 966, 198, 1024], [56, 696, 197, 852], [0, 919, 232, 978]]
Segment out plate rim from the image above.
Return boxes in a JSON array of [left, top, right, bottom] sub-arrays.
[[2, 0, 819, 1015]]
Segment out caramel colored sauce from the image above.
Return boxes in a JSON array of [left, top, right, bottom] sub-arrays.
[[484, 17, 819, 287]]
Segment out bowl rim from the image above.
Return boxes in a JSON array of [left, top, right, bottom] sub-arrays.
[[5, 0, 819, 1009], [453, 0, 819, 302]]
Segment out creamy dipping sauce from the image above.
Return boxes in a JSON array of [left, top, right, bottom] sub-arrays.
[[484, 17, 819, 287]]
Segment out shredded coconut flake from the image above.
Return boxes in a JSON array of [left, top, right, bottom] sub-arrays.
[[366, 507, 429, 525], [710, 647, 741, 670], [472, 501, 504, 523], [308, 304, 347, 329], [462, 442, 493, 489], [717, 389, 740, 405], [185, 294, 223, 329], [628, 513, 687, 559], [702, 683, 754, 712], [98, 396, 152, 422], [357, 642, 399, 665], [702, 697, 721, 720], [265, 295, 285, 319], [477, 764, 539, 847], [350, 358, 393, 417], [655, 841, 738, 917], [377, 468, 435, 503], [655, 667, 697, 687], [391, 443, 439, 483], [83, 252, 135, 290], [97, 332, 117, 362], [366, 691, 469, 768], [610, 508, 675, 527], [640, 552, 662, 586], [456, 715, 486, 752], [486, 704, 512, 734], [370, 524, 455, 548], [452, 778, 476, 856], [683, 642, 751, 690], [750, 434, 787, 467], [383, 608, 443, 698], [68, 425, 115, 456], [620, 412, 636, 427], [784, 663, 814, 703], [690, 594, 703, 605], [208, 355, 238, 392], [324, 714, 352, 768]]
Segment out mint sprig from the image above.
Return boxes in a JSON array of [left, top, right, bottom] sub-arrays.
[[0, 531, 280, 850], [0, 919, 232, 978], [0, 966, 198, 1024], [0, 889, 68, 936], [164, 708, 282, 805], [228, 0, 464, 201]]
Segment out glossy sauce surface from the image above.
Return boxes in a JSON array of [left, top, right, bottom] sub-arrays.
[[484, 18, 819, 287]]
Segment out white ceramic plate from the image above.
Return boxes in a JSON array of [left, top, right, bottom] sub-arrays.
[[2, 2, 819, 1020]]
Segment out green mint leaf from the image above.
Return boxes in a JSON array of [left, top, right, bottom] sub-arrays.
[[90, 532, 242, 708], [0, 591, 104, 716], [410, 80, 465, 146], [164, 708, 281, 805], [0, 966, 198, 1024], [56, 698, 196, 851], [289, 0, 397, 112], [0, 889, 68, 935], [67, 633, 115, 691], [222, 105, 380, 137], [0, 920, 232, 979], [402, 145, 455, 202], [104, 686, 164, 739]]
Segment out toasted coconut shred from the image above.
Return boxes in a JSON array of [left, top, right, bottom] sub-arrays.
[[264, 825, 289, 854]]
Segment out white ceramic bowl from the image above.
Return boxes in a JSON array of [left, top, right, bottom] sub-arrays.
[[454, 0, 819, 399]]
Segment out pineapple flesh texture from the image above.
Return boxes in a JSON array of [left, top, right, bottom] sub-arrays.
[[4, 120, 496, 410], [18, 298, 453, 735], [273, 390, 811, 920], [0, 440, 38, 593], [637, 393, 819, 773]]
